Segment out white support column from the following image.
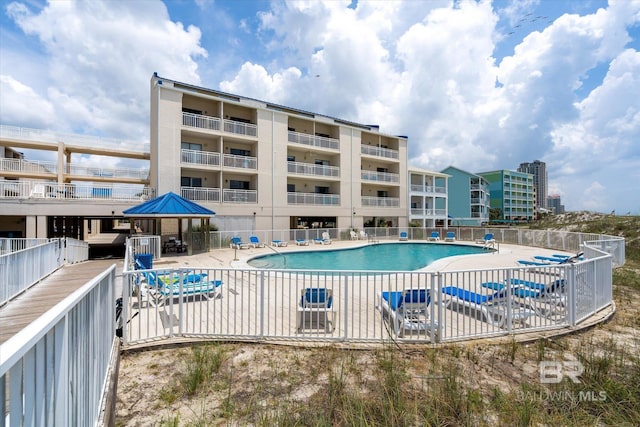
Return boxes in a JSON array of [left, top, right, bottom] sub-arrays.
[[36, 215, 48, 238], [26, 215, 37, 238]]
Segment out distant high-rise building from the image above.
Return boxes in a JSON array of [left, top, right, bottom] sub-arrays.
[[547, 194, 565, 214], [518, 160, 547, 209]]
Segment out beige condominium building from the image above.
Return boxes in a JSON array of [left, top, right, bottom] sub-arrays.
[[150, 73, 409, 232]]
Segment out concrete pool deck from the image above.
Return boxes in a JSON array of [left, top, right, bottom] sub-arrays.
[[153, 239, 575, 272]]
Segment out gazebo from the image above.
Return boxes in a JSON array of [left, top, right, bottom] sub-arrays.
[[123, 192, 215, 256]]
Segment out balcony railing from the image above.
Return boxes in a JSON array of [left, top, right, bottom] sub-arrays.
[[410, 208, 448, 217], [182, 112, 220, 131], [410, 185, 446, 194], [0, 158, 57, 174], [0, 179, 155, 201], [67, 165, 149, 180], [223, 189, 257, 203], [0, 124, 149, 152], [287, 192, 340, 205], [361, 196, 400, 207], [223, 119, 257, 137], [360, 144, 399, 160], [288, 131, 339, 150], [181, 186, 220, 202], [223, 154, 257, 170], [361, 170, 399, 183], [287, 161, 340, 177], [181, 149, 221, 167]]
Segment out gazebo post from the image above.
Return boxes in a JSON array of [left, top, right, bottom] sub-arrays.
[[187, 218, 193, 256]]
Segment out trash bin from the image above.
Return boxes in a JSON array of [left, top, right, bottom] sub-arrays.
[[134, 253, 153, 270]]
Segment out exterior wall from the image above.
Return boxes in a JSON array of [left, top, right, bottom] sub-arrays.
[[479, 169, 534, 221], [441, 166, 489, 226], [152, 74, 409, 233]]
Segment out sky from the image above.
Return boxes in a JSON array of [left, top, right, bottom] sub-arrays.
[[1, 0, 639, 214]]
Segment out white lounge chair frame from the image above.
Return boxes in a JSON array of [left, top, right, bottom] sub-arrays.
[[377, 289, 438, 339], [297, 288, 335, 333]]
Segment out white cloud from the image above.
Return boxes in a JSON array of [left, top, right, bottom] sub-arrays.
[[0, 75, 55, 128], [4, 0, 206, 139]]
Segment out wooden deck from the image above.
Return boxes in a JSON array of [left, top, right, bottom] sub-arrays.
[[0, 259, 122, 345]]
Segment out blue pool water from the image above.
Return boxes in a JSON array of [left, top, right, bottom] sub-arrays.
[[247, 243, 488, 271]]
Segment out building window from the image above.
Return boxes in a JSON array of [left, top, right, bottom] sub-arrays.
[[183, 107, 202, 115], [230, 148, 251, 156], [181, 142, 202, 151], [181, 177, 202, 187], [377, 190, 388, 198], [315, 186, 329, 194], [287, 184, 295, 192], [230, 180, 249, 190]]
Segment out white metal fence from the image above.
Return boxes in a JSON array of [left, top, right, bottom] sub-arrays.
[[121, 230, 619, 347], [0, 265, 117, 426]]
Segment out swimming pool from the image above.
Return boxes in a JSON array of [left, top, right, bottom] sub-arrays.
[[247, 243, 489, 271]]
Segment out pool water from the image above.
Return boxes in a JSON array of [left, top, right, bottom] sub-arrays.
[[247, 242, 488, 271]]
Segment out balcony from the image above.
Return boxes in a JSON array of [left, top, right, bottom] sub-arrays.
[[67, 165, 149, 181], [181, 149, 221, 167], [288, 131, 339, 151], [0, 179, 155, 201], [288, 161, 339, 178], [361, 170, 399, 183], [0, 158, 57, 175], [360, 145, 399, 160], [361, 196, 399, 207], [182, 113, 257, 137], [287, 192, 340, 205], [223, 189, 257, 203], [223, 119, 257, 137], [410, 184, 447, 194], [410, 208, 447, 217], [223, 154, 257, 170], [182, 112, 220, 131], [181, 186, 220, 202]]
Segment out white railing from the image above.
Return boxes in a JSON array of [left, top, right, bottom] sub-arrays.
[[0, 265, 117, 426], [0, 180, 155, 201], [0, 240, 63, 305], [223, 189, 257, 203], [181, 148, 221, 167], [287, 192, 340, 205], [182, 112, 220, 131], [121, 237, 615, 346], [0, 238, 50, 255], [223, 154, 257, 169], [181, 186, 221, 202], [288, 131, 339, 150], [361, 196, 400, 207], [0, 158, 57, 175], [410, 209, 447, 217], [0, 124, 149, 152], [287, 161, 340, 177], [361, 170, 399, 183], [127, 235, 162, 263], [223, 119, 257, 137], [360, 144, 399, 160], [410, 185, 447, 194], [66, 164, 149, 180], [65, 237, 90, 264]]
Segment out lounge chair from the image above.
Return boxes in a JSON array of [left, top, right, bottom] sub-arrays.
[[399, 231, 408, 241], [444, 231, 456, 242], [428, 231, 440, 241], [230, 236, 250, 249], [297, 288, 335, 332], [271, 239, 288, 247], [484, 278, 567, 319], [377, 289, 438, 338], [475, 233, 495, 248], [151, 279, 223, 307], [350, 230, 358, 240], [441, 285, 536, 328], [295, 239, 309, 246], [249, 235, 265, 248], [359, 230, 368, 239], [313, 232, 331, 245]]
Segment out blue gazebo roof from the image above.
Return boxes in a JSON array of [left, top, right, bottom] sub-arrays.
[[123, 192, 215, 218]]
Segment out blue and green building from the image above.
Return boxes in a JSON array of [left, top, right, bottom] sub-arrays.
[[477, 169, 535, 222]]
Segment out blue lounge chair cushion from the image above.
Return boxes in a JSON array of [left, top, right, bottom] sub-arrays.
[[301, 288, 332, 308], [510, 278, 565, 293], [442, 286, 495, 304], [381, 289, 430, 311]]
